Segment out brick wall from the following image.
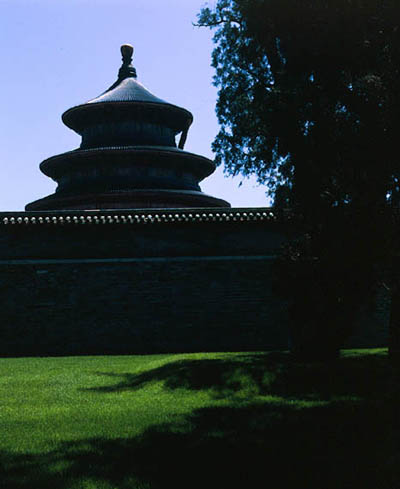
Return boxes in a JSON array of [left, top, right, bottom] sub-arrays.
[[0, 211, 289, 355], [0, 256, 289, 356], [0, 209, 389, 356]]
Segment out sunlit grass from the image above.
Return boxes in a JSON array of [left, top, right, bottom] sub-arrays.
[[0, 348, 396, 489]]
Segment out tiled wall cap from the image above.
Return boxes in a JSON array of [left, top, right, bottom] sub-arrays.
[[1, 210, 282, 226]]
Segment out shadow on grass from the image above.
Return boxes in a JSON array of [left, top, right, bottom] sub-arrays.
[[86, 350, 396, 402], [1, 399, 399, 489], [3, 352, 399, 488]]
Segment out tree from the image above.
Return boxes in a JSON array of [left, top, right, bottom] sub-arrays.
[[197, 0, 400, 358]]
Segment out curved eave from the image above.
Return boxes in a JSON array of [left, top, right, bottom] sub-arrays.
[[62, 101, 193, 135], [40, 146, 215, 181], [25, 190, 231, 212]]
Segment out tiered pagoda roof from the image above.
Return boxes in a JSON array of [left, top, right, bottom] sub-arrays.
[[26, 44, 229, 211]]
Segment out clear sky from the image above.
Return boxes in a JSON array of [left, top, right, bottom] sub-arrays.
[[0, 0, 270, 210]]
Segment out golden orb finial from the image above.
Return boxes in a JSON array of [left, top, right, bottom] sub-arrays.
[[121, 44, 134, 64], [118, 44, 137, 79]]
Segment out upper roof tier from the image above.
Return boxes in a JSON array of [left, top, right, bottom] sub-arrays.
[[62, 44, 193, 140], [87, 76, 168, 105]]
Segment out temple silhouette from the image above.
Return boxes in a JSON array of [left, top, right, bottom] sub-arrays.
[[27, 45, 229, 211]]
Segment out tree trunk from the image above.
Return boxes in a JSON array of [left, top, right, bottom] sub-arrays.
[[389, 281, 400, 363]]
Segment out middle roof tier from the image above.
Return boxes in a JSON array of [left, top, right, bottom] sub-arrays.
[[40, 145, 215, 194]]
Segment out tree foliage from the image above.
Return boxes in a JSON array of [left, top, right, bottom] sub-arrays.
[[197, 0, 400, 211], [198, 1, 400, 357]]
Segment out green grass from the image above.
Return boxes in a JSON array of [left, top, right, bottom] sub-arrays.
[[0, 349, 398, 489]]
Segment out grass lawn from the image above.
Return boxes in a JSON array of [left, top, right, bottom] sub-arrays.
[[0, 349, 398, 489]]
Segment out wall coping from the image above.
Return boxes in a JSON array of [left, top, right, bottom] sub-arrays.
[[0, 207, 293, 226]]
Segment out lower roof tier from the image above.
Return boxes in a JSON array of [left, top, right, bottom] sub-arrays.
[[29, 145, 227, 210], [25, 189, 230, 211]]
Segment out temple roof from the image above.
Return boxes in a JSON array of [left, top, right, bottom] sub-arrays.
[[86, 44, 168, 105], [62, 44, 192, 135], [87, 77, 168, 105], [39, 145, 215, 181], [26, 44, 228, 211]]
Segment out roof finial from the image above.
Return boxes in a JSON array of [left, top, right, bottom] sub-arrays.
[[121, 44, 134, 63], [118, 44, 137, 80]]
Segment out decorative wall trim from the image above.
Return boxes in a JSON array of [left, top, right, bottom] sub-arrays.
[[0, 208, 289, 226], [0, 255, 277, 265]]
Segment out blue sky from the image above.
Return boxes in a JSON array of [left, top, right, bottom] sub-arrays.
[[0, 0, 270, 210]]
